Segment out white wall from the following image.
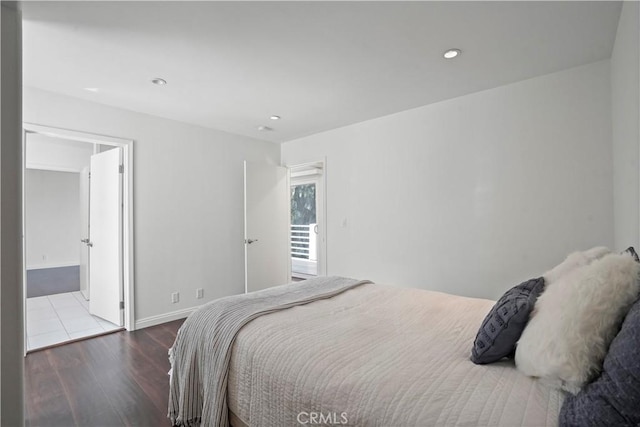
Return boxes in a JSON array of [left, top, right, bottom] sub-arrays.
[[1, 4, 24, 426], [24, 86, 280, 326], [26, 133, 93, 172], [612, 1, 640, 251], [282, 61, 613, 300], [25, 169, 81, 269]]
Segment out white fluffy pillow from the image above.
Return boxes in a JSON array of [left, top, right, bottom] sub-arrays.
[[515, 252, 640, 394], [542, 246, 611, 284]]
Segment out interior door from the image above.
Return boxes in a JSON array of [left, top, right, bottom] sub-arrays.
[[88, 147, 123, 325], [79, 166, 90, 300], [244, 161, 290, 293]]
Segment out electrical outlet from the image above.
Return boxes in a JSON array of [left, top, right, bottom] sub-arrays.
[[42, 255, 47, 261], [196, 288, 204, 299], [171, 292, 179, 304]]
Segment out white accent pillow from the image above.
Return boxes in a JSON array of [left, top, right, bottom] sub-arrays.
[[515, 252, 640, 394], [542, 246, 610, 284]]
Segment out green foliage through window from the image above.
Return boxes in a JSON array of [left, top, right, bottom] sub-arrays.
[[291, 184, 316, 225]]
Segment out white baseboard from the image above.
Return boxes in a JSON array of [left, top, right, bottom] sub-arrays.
[[27, 262, 80, 271], [134, 305, 202, 330]]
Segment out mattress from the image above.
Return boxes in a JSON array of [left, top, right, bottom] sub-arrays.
[[227, 283, 564, 426]]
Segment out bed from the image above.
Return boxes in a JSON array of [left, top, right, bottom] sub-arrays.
[[169, 276, 564, 427]]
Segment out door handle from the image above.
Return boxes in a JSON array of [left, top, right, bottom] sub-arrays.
[[245, 239, 259, 244], [87, 242, 93, 247], [81, 238, 89, 243]]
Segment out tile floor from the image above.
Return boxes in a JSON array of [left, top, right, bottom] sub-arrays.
[[26, 291, 122, 351]]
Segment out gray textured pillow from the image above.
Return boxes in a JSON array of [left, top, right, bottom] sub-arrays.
[[560, 296, 640, 426], [470, 277, 545, 364]]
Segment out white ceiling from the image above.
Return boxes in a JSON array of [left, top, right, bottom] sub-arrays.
[[21, 1, 622, 143]]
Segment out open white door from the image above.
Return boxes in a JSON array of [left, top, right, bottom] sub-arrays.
[[244, 161, 290, 293], [88, 148, 123, 325], [79, 166, 90, 300]]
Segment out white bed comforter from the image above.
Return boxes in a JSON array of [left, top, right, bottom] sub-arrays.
[[228, 283, 564, 426]]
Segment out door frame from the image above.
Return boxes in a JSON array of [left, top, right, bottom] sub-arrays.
[[287, 159, 327, 278], [22, 123, 135, 354]]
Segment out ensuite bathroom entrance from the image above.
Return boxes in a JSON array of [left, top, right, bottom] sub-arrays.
[[23, 124, 134, 352]]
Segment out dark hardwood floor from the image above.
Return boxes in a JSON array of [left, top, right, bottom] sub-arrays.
[[24, 319, 184, 427]]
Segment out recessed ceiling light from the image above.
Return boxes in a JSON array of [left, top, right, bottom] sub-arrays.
[[84, 87, 99, 92], [443, 49, 461, 59], [151, 78, 167, 85], [270, 115, 281, 120], [257, 125, 273, 131]]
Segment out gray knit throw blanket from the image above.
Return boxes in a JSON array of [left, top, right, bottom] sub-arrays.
[[168, 276, 370, 427]]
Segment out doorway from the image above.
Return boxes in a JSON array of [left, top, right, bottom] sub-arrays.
[[289, 161, 326, 280], [22, 124, 135, 352]]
